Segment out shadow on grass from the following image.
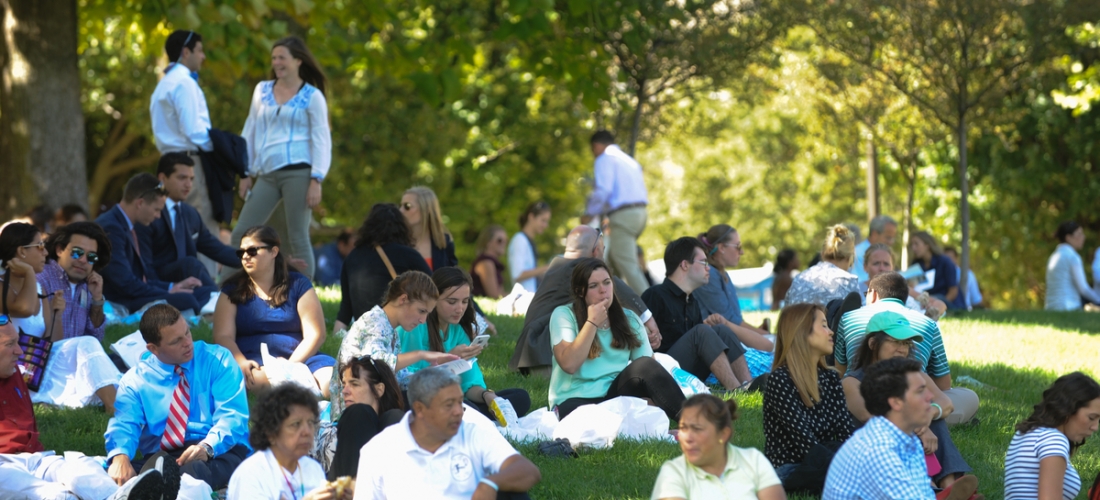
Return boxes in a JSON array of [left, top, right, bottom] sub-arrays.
[[953, 309, 1100, 335]]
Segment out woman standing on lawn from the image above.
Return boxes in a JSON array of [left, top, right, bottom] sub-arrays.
[[653, 394, 787, 500], [1044, 221, 1100, 311], [1004, 372, 1100, 500], [548, 258, 685, 419], [763, 302, 854, 495]]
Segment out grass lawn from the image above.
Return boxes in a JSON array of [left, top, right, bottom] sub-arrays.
[[36, 292, 1100, 500]]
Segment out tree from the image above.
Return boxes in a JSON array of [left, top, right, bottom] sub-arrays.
[[0, 0, 86, 219]]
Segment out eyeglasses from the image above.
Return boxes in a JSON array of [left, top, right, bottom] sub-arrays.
[[140, 181, 167, 199], [692, 259, 710, 268], [722, 242, 743, 252], [70, 247, 99, 265], [884, 338, 915, 349], [21, 241, 45, 251], [236, 246, 271, 259], [0, 314, 8, 327], [400, 202, 414, 211]]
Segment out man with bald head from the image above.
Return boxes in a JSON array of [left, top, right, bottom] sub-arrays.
[[508, 225, 661, 375]]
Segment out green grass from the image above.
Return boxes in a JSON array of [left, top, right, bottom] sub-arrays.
[[36, 299, 1100, 500]]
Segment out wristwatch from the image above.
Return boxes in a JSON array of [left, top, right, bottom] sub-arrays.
[[200, 442, 214, 459]]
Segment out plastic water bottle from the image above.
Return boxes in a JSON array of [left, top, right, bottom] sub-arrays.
[[955, 375, 992, 389], [489, 397, 519, 427]]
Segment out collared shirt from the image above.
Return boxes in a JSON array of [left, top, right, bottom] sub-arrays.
[[641, 279, 703, 353], [851, 239, 871, 282], [332, 306, 401, 418], [105, 341, 249, 460], [227, 448, 327, 500], [651, 443, 781, 500], [822, 416, 934, 500], [165, 198, 180, 230], [150, 63, 213, 153], [585, 144, 648, 216], [1045, 243, 1100, 310], [834, 298, 950, 378], [354, 410, 520, 500], [241, 80, 332, 180], [36, 260, 106, 340], [784, 261, 861, 308], [0, 373, 44, 454]]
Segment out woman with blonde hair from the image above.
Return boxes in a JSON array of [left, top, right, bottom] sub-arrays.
[[784, 224, 859, 307], [400, 186, 458, 271], [763, 303, 854, 494]]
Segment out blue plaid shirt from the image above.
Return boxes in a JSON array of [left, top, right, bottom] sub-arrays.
[[823, 416, 934, 500]]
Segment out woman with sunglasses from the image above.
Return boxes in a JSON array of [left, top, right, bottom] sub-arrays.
[[508, 201, 552, 293], [841, 311, 970, 492], [471, 225, 508, 299], [322, 356, 405, 480], [0, 222, 121, 413], [695, 224, 775, 378], [400, 186, 458, 271], [214, 226, 335, 396], [399, 267, 531, 422], [233, 35, 332, 279], [333, 203, 431, 334]]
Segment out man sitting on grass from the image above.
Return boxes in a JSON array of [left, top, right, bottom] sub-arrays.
[[834, 272, 979, 426], [0, 317, 172, 499], [823, 357, 984, 500], [357, 367, 542, 499], [105, 304, 251, 491]]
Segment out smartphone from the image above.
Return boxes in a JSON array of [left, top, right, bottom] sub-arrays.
[[471, 334, 490, 349]]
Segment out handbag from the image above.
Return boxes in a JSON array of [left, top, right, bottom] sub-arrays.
[[375, 246, 398, 279], [3, 274, 53, 391]]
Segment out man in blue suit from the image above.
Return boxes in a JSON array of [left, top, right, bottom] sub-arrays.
[[141, 153, 239, 287], [96, 173, 217, 315]]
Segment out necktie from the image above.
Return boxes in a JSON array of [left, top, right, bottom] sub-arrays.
[[161, 365, 191, 451], [173, 205, 187, 260], [130, 228, 147, 283]]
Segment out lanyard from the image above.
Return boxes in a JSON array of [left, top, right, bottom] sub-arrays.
[[273, 452, 305, 500]]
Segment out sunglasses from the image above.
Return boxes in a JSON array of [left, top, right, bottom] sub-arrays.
[[400, 202, 414, 211], [21, 241, 45, 251], [70, 247, 99, 265], [140, 181, 168, 199], [236, 245, 271, 259], [0, 314, 8, 327]]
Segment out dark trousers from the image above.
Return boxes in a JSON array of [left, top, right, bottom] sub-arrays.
[[329, 404, 405, 480], [135, 441, 249, 490], [556, 356, 686, 420], [468, 388, 532, 423], [116, 285, 217, 316], [157, 256, 216, 287], [664, 324, 746, 381]]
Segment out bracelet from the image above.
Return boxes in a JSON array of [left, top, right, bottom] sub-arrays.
[[91, 298, 105, 307], [585, 320, 597, 328], [931, 402, 943, 420], [479, 478, 499, 491]]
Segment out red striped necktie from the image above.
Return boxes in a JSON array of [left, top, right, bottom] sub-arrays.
[[161, 365, 191, 451]]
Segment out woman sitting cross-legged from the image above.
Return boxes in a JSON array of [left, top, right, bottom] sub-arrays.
[[399, 267, 531, 423], [326, 356, 406, 480], [653, 394, 787, 500], [550, 257, 685, 420], [227, 384, 353, 500], [1004, 372, 1100, 500], [213, 225, 335, 397], [763, 303, 854, 495], [330, 270, 456, 418], [841, 311, 972, 492]]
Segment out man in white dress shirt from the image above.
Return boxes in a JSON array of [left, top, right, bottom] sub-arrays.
[[150, 30, 219, 277], [582, 130, 650, 294]]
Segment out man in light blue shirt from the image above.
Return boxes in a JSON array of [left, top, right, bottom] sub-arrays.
[[851, 215, 897, 282], [582, 130, 650, 294], [105, 304, 250, 490]]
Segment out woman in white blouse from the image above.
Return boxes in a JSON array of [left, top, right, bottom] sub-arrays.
[[508, 201, 551, 292], [233, 36, 332, 279], [1045, 221, 1100, 311]]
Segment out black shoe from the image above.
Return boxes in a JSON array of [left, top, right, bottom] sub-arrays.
[[156, 455, 182, 500], [537, 438, 578, 458], [115, 469, 164, 500], [746, 372, 770, 393]]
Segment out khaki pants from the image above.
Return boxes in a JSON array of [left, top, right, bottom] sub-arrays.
[[607, 206, 649, 294], [226, 168, 315, 279], [943, 387, 979, 425], [184, 153, 222, 280]]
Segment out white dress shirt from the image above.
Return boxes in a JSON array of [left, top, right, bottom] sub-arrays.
[[241, 80, 332, 180], [585, 144, 648, 216], [149, 64, 213, 153]]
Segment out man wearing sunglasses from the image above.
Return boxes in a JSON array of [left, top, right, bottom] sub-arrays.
[[36, 222, 112, 341], [96, 173, 217, 316]]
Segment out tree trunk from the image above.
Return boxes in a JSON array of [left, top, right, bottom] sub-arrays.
[[865, 134, 880, 221], [0, 0, 86, 220], [957, 114, 971, 307], [627, 81, 645, 157], [902, 164, 916, 266]]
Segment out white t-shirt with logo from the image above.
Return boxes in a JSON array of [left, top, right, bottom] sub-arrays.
[[355, 409, 519, 500]]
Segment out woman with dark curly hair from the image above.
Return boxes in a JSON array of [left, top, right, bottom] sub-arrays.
[[1004, 372, 1100, 500], [334, 203, 431, 332], [228, 384, 352, 499]]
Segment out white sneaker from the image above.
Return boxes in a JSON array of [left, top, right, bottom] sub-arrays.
[[110, 468, 164, 500]]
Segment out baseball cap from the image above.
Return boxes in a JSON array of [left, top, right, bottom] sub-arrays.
[[866, 311, 924, 343]]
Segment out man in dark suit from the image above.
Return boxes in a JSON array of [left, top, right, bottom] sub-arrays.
[[96, 173, 217, 315], [508, 225, 662, 375], [141, 153, 239, 286]]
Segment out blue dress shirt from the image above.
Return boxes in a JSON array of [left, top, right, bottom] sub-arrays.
[[105, 341, 250, 460], [822, 416, 934, 500]]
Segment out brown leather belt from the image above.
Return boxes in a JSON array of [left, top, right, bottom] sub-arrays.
[[608, 202, 647, 215]]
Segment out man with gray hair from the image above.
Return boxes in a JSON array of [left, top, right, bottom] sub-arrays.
[[508, 225, 661, 374], [853, 215, 898, 282], [356, 368, 541, 499]]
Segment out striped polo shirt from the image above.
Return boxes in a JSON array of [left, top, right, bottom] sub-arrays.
[[834, 298, 950, 377]]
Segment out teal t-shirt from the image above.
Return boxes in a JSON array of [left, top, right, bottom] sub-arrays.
[[548, 305, 652, 408], [398, 322, 487, 393]]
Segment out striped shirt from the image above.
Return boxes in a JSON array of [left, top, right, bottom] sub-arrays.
[[834, 298, 949, 378], [822, 416, 934, 500], [1004, 427, 1080, 500]]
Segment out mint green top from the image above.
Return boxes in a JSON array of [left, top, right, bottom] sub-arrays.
[[548, 305, 652, 408], [398, 322, 486, 393]]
